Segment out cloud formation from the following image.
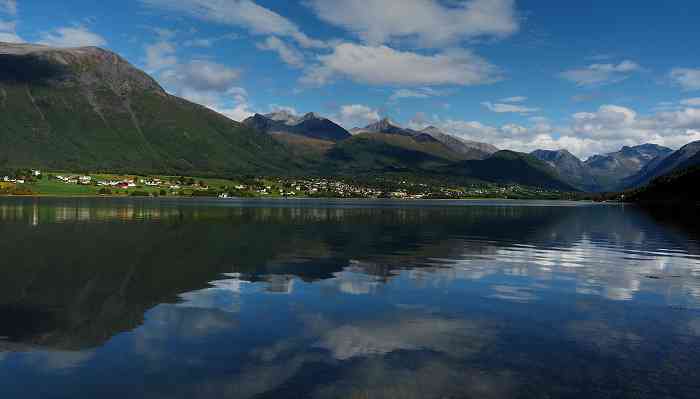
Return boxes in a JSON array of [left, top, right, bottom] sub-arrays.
[[0, 19, 21, 43], [144, 41, 177, 71], [141, 0, 325, 48], [302, 43, 500, 87], [560, 60, 640, 87], [336, 104, 381, 128], [669, 68, 700, 91], [410, 103, 700, 158], [481, 101, 539, 114], [256, 36, 305, 68], [305, 0, 518, 47], [38, 26, 107, 48], [389, 87, 452, 102], [499, 96, 527, 103], [0, 0, 16, 16]]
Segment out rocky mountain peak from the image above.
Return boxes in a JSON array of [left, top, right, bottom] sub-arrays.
[[0, 41, 165, 95]]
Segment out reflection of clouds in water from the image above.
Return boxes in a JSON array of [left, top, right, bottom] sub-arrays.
[[131, 306, 239, 365], [177, 273, 249, 312], [331, 262, 383, 295], [10, 350, 94, 373], [489, 285, 537, 303], [687, 319, 700, 336], [313, 359, 516, 399], [263, 274, 295, 294], [426, 234, 700, 303], [567, 320, 643, 356], [314, 316, 493, 360]]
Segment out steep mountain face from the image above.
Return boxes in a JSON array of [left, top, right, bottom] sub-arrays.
[[0, 42, 292, 175], [623, 141, 700, 188], [583, 144, 673, 190], [421, 126, 499, 160], [243, 111, 351, 142], [531, 149, 598, 191], [446, 151, 577, 191]]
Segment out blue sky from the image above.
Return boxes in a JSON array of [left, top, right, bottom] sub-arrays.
[[2, 0, 700, 158]]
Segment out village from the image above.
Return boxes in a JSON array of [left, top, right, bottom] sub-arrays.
[[0, 168, 565, 200]]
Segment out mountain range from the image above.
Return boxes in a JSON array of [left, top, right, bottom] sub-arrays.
[[1, 41, 698, 193], [531, 143, 700, 192]]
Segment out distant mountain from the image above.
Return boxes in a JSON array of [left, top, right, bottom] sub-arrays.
[[243, 111, 351, 142], [421, 126, 499, 160], [0, 42, 292, 175], [623, 141, 700, 189], [583, 144, 673, 191], [531, 149, 598, 191], [446, 151, 577, 191], [5, 41, 692, 194]]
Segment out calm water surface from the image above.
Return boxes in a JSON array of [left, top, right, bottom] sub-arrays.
[[1, 197, 700, 398]]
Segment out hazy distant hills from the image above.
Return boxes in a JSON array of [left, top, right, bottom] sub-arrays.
[[531, 144, 683, 192], [448, 150, 577, 191], [530, 149, 598, 192], [351, 118, 497, 160], [584, 144, 673, 190], [0, 42, 294, 176], [3, 41, 698, 194], [243, 111, 351, 142], [622, 141, 700, 189]]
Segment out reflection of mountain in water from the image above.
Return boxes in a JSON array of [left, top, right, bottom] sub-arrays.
[[0, 198, 699, 351]]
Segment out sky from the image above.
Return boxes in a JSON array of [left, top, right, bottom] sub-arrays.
[[2, 0, 700, 158]]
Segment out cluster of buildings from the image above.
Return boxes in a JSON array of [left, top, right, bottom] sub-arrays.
[[52, 175, 195, 191], [2, 169, 41, 185]]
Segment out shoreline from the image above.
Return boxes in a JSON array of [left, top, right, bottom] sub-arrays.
[[0, 194, 600, 204]]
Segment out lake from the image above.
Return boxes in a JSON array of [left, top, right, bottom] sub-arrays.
[[1, 197, 699, 398]]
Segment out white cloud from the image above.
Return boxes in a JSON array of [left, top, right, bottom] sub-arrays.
[[499, 96, 526, 103], [482, 101, 539, 114], [0, 19, 14, 31], [268, 104, 298, 116], [0, 0, 16, 16], [141, 0, 325, 48], [336, 104, 380, 128], [256, 36, 304, 68], [38, 26, 107, 48], [681, 98, 700, 106], [183, 32, 239, 48], [302, 43, 500, 87], [183, 38, 214, 48], [162, 60, 240, 92], [0, 31, 21, 42], [305, 0, 518, 47], [560, 60, 640, 87], [158, 58, 252, 122], [409, 104, 700, 158], [144, 41, 177, 71], [0, 19, 21, 43], [389, 87, 451, 102], [670, 68, 700, 91]]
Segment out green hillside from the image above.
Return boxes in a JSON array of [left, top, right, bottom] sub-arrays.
[[446, 151, 577, 191], [0, 42, 578, 192], [0, 43, 294, 176]]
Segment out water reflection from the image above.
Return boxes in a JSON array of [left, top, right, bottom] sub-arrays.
[[1, 198, 700, 398]]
